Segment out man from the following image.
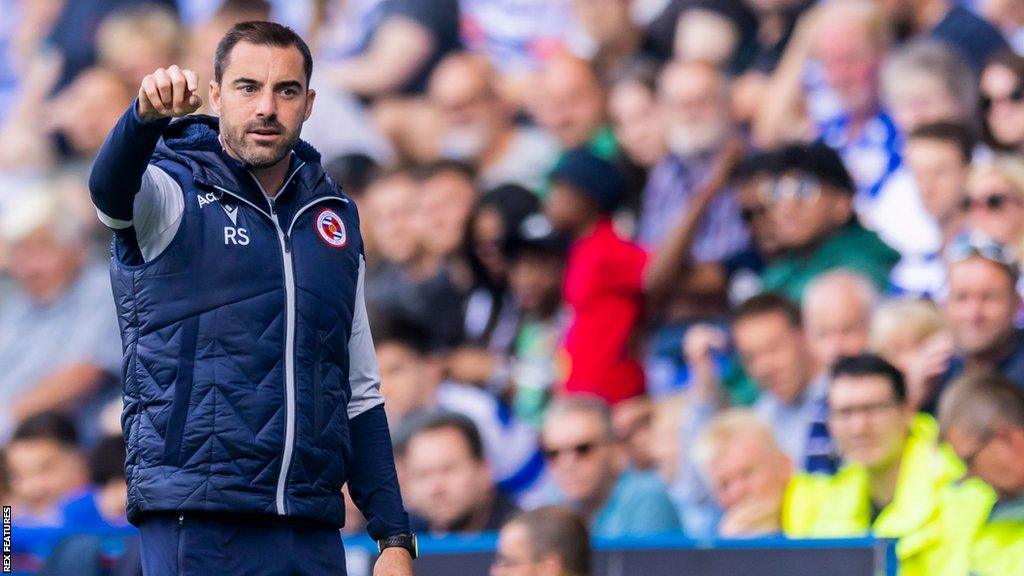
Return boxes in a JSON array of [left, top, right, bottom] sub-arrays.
[[784, 354, 964, 576], [5, 412, 88, 527], [87, 22, 414, 574], [540, 397, 681, 537], [491, 506, 591, 576], [0, 190, 122, 443], [534, 55, 616, 158], [693, 410, 793, 537], [396, 412, 519, 535], [802, 271, 876, 376], [758, 142, 899, 302], [935, 236, 1024, 410], [428, 53, 559, 192], [879, 0, 1008, 71], [638, 60, 747, 259], [938, 374, 1024, 575]]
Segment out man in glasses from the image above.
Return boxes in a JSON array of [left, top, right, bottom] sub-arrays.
[[539, 397, 681, 537], [785, 354, 965, 575], [938, 373, 1024, 576], [757, 142, 899, 303]]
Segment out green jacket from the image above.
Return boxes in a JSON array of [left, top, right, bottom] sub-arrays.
[[761, 218, 900, 302]]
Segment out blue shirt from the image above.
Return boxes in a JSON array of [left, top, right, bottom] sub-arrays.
[[819, 109, 901, 210], [592, 470, 683, 538]]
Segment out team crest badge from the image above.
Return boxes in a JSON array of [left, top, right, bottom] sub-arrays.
[[316, 209, 347, 248]]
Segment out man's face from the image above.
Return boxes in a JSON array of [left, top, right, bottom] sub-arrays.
[[541, 410, 618, 503], [964, 171, 1024, 247], [887, 72, 961, 135], [509, 253, 564, 314], [418, 171, 477, 258], [815, 21, 879, 118], [828, 375, 910, 469], [804, 287, 871, 373], [376, 343, 438, 422], [763, 174, 852, 249], [659, 65, 730, 157], [404, 427, 492, 533], [365, 176, 422, 265], [734, 312, 811, 404], [430, 67, 502, 162], [707, 434, 791, 512], [609, 82, 666, 168], [8, 228, 85, 303], [6, 440, 85, 516], [545, 184, 594, 236], [946, 257, 1020, 358], [945, 424, 1024, 499], [905, 138, 967, 221], [738, 178, 781, 256], [210, 41, 314, 168], [492, 522, 559, 576], [573, 0, 631, 47], [537, 60, 606, 148]]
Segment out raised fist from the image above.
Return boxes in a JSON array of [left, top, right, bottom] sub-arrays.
[[138, 65, 203, 122]]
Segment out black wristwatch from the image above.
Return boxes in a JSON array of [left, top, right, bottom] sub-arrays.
[[377, 532, 418, 559]]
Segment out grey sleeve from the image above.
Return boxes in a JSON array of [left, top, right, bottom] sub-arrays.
[[347, 255, 385, 418], [95, 165, 184, 262]]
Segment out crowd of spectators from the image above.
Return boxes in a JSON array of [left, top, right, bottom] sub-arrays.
[[2, 0, 1024, 574]]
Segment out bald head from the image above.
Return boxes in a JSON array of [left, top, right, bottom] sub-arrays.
[[803, 271, 877, 372], [536, 55, 606, 148], [812, 0, 887, 118]]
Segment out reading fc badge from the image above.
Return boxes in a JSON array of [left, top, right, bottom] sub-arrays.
[[316, 208, 347, 248]]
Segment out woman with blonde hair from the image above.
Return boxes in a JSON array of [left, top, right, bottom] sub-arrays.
[[962, 154, 1024, 258], [869, 297, 952, 411]]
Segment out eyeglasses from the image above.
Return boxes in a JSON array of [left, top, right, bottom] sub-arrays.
[[740, 204, 767, 224], [945, 233, 1020, 272], [829, 400, 900, 421], [959, 193, 1020, 213], [542, 440, 603, 461], [759, 175, 821, 205], [982, 85, 1024, 112]]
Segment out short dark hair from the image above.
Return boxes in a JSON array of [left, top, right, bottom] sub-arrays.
[[89, 435, 126, 485], [370, 313, 433, 357], [215, 21, 313, 85], [757, 142, 856, 196], [324, 153, 380, 198], [11, 411, 79, 449], [508, 506, 591, 576], [908, 122, 974, 163], [395, 411, 485, 461], [417, 160, 478, 182], [733, 292, 802, 328], [830, 354, 907, 404]]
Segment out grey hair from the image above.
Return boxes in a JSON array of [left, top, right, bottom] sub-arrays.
[[543, 395, 616, 441], [802, 269, 879, 318], [880, 39, 978, 123]]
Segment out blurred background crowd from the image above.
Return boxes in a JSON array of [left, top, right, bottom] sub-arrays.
[[2, 0, 1024, 574]]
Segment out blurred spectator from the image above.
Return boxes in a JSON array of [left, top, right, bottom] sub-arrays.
[[879, 0, 1008, 71], [938, 373, 1024, 576], [934, 236, 1024, 410], [5, 411, 87, 526], [981, 0, 1024, 53], [755, 0, 898, 210], [59, 435, 129, 532], [571, 0, 653, 83], [638, 61, 747, 259], [870, 297, 952, 411], [547, 150, 646, 403], [608, 61, 665, 173], [0, 191, 122, 442], [880, 39, 978, 136], [802, 271, 876, 376], [649, 394, 686, 486], [463, 185, 540, 353], [491, 505, 591, 576], [534, 55, 616, 158], [416, 161, 478, 267], [95, 4, 182, 89], [397, 412, 520, 535], [372, 314, 547, 504], [876, 122, 972, 296], [322, 0, 459, 98], [363, 168, 465, 349], [611, 396, 656, 472], [980, 51, 1024, 154], [963, 156, 1024, 256], [673, 2, 751, 72], [758, 142, 899, 302], [540, 397, 681, 537], [428, 53, 559, 192], [785, 355, 965, 575], [693, 409, 793, 537]]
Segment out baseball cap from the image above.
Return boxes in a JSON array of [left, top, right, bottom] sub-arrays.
[[549, 148, 625, 214], [504, 212, 570, 259]]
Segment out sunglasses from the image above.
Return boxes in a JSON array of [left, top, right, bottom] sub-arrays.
[[959, 193, 1019, 213], [542, 440, 603, 461], [759, 175, 821, 204], [945, 233, 1020, 272], [982, 85, 1024, 112], [741, 204, 767, 224]]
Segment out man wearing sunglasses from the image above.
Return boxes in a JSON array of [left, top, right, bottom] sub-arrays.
[[539, 397, 681, 537], [757, 142, 899, 303], [938, 373, 1024, 576]]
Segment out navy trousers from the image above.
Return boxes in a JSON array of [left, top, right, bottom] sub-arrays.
[[137, 512, 347, 576]]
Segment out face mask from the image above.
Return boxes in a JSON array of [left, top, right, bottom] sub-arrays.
[[439, 125, 489, 162]]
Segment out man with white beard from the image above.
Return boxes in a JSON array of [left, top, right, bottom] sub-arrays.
[[637, 61, 748, 262]]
